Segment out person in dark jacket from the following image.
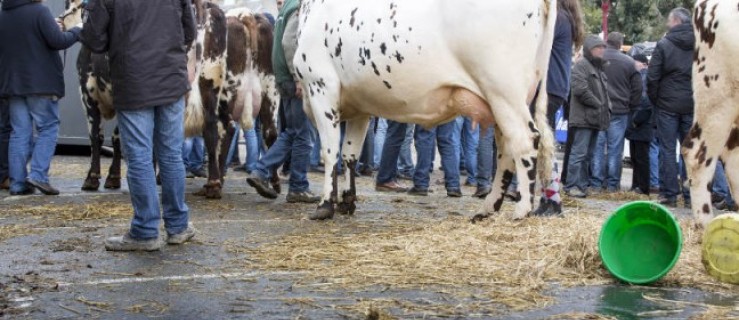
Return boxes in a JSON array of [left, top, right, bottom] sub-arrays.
[[647, 7, 695, 207], [590, 32, 642, 193], [626, 54, 653, 195], [80, 0, 198, 251], [0, 0, 81, 196], [565, 35, 610, 198]]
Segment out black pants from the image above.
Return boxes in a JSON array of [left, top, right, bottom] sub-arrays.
[[630, 140, 650, 195]]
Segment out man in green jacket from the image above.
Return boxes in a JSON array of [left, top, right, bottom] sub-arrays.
[[247, 0, 322, 208], [565, 35, 611, 198]]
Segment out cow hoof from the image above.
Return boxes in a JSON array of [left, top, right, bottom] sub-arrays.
[[309, 202, 335, 220], [81, 178, 100, 191], [271, 182, 282, 194], [104, 177, 122, 189], [336, 201, 356, 215], [193, 187, 208, 197], [470, 213, 490, 224], [205, 187, 222, 199]]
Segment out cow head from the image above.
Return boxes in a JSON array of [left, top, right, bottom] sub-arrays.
[[60, 0, 85, 31]]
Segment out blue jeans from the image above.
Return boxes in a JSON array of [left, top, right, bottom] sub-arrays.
[[0, 99, 9, 183], [376, 120, 408, 184], [565, 127, 599, 192], [117, 97, 189, 239], [373, 118, 388, 168], [182, 136, 205, 172], [713, 161, 735, 207], [460, 117, 479, 184], [413, 121, 461, 190], [358, 118, 375, 170], [244, 120, 262, 172], [656, 109, 692, 200], [253, 82, 313, 193], [590, 114, 629, 190], [476, 127, 496, 188], [8, 96, 60, 192], [310, 124, 321, 168], [398, 125, 415, 175], [649, 135, 660, 188]]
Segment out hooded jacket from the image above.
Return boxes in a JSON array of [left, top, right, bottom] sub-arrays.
[[0, 0, 81, 98], [603, 47, 642, 115], [647, 23, 695, 115], [79, 0, 197, 110], [568, 36, 611, 130]]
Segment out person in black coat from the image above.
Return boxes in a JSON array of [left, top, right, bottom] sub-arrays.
[[647, 7, 695, 207], [0, 0, 81, 196], [626, 54, 654, 195]]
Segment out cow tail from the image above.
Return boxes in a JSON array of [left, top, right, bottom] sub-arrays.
[[185, 81, 205, 137], [535, 0, 558, 187]]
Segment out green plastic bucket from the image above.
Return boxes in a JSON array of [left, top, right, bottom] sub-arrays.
[[599, 201, 683, 284]]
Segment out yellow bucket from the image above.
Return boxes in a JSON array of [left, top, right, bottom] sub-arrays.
[[702, 214, 739, 284]]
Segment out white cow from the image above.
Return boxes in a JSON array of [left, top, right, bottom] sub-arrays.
[[294, 0, 557, 220], [683, 0, 739, 227]]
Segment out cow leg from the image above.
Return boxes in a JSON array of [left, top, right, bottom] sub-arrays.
[[684, 119, 733, 227], [337, 117, 370, 215], [212, 120, 236, 198], [104, 126, 122, 189], [472, 128, 514, 223], [82, 97, 103, 191]]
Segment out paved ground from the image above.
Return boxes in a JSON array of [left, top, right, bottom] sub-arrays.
[[1, 155, 737, 319]]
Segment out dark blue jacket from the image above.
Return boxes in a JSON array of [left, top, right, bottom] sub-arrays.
[[626, 68, 654, 142], [0, 0, 80, 98], [547, 11, 574, 100]]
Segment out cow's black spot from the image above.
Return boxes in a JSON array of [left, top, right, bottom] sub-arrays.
[[393, 51, 404, 63], [527, 12, 533, 19], [324, 38, 328, 48], [363, 48, 371, 59], [377, 18, 382, 24], [694, 1, 718, 48], [334, 38, 343, 57], [380, 43, 387, 55], [522, 159, 531, 168], [408, 27, 412, 31], [386, 65, 391, 73], [324, 112, 334, 121], [527, 168, 536, 181], [696, 141, 708, 164], [350, 8, 358, 27], [383, 80, 392, 89], [328, 148, 331, 154], [296, 68, 304, 79], [302, 53, 306, 62], [371, 62, 380, 76], [726, 127, 739, 150], [705, 75, 712, 87], [698, 65, 706, 73], [706, 157, 713, 167], [528, 121, 537, 133], [703, 203, 711, 213], [347, 141, 352, 145], [533, 135, 540, 150]]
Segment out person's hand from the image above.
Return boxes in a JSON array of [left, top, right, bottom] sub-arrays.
[[56, 18, 65, 31], [295, 81, 303, 98]]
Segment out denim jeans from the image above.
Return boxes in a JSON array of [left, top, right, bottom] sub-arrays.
[[590, 114, 629, 190], [398, 125, 415, 175], [476, 127, 496, 188], [460, 117, 479, 184], [373, 118, 388, 168], [0, 99, 10, 183], [243, 119, 262, 172], [413, 121, 461, 190], [565, 127, 599, 192], [656, 109, 692, 200], [713, 161, 735, 207], [376, 120, 408, 184], [8, 96, 60, 192], [358, 118, 375, 170], [649, 135, 660, 188], [117, 97, 189, 239], [253, 81, 313, 193], [310, 124, 321, 168], [182, 136, 205, 172]]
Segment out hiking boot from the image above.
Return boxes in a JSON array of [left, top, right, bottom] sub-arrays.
[[167, 224, 197, 245], [407, 187, 429, 196], [104, 234, 161, 252], [473, 185, 491, 199], [658, 197, 677, 208], [286, 191, 321, 203], [375, 181, 408, 193], [397, 172, 413, 181], [566, 188, 587, 198], [247, 174, 278, 199], [447, 189, 463, 198], [26, 179, 59, 196]]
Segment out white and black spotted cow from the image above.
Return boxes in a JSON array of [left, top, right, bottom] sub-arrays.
[[184, 2, 280, 198], [61, 0, 122, 191], [683, 0, 739, 227], [295, 0, 557, 219]]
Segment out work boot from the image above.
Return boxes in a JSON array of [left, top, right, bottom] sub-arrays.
[[167, 223, 197, 245], [375, 181, 408, 193], [104, 234, 161, 252], [286, 191, 321, 203], [26, 179, 59, 196], [407, 187, 429, 196], [247, 174, 278, 199], [447, 189, 463, 198], [473, 185, 491, 199], [658, 196, 677, 208], [191, 167, 207, 178]]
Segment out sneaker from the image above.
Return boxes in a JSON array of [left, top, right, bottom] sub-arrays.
[[658, 197, 677, 208], [407, 187, 429, 196], [566, 188, 587, 198], [167, 224, 197, 245], [246, 174, 278, 199], [375, 182, 408, 193], [26, 179, 59, 196], [286, 191, 321, 203], [447, 189, 463, 198], [104, 233, 161, 252], [473, 185, 491, 199]]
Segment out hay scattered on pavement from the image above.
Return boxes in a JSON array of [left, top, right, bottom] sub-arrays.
[[589, 191, 651, 202], [0, 225, 36, 243], [245, 208, 738, 314], [545, 312, 618, 320], [3, 202, 132, 221]]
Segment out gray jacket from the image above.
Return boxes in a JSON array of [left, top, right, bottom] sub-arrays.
[[568, 36, 611, 131]]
